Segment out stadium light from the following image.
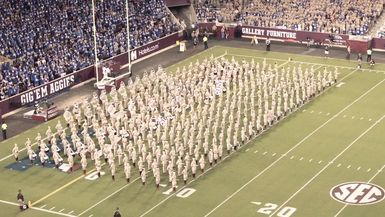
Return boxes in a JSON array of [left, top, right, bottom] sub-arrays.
[[91, 0, 99, 83], [125, 0, 132, 76]]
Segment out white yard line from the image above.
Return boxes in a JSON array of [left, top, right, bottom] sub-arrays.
[[268, 115, 385, 217], [0, 199, 76, 217], [77, 176, 142, 216], [202, 77, 385, 217], [334, 164, 385, 217]]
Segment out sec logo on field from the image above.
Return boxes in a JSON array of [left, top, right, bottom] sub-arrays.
[[330, 182, 385, 205]]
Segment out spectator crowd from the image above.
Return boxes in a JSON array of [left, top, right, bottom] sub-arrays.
[[196, 0, 384, 35], [0, 0, 180, 99]]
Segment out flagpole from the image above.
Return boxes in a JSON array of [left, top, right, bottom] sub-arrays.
[[92, 0, 99, 83], [125, 0, 132, 76]]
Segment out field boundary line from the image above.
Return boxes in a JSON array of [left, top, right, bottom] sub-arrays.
[[218, 45, 385, 72], [227, 53, 385, 73], [0, 199, 76, 217], [202, 77, 385, 217], [334, 164, 385, 217], [268, 114, 385, 217]]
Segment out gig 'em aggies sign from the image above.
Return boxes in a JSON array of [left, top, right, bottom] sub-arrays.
[[20, 75, 75, 105], [330, 182, 385, 205]]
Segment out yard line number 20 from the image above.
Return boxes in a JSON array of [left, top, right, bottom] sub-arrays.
[[257, 203, 296, 217]]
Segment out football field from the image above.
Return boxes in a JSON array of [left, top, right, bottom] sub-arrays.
[[1, 46, 385, 217]]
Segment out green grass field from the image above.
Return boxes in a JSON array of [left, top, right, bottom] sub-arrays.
[[1, 46, 385, 217]]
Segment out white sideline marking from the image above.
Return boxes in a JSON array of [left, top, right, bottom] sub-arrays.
[[352, 116, 355, 119], [334, 164, 385, 217], [290, 156, 294, 160], [318, 112, 322, 114], [272, 153, 276, 157], [367, 168, 371, 172], [245, 149, 249, 152], [310, 110, 314, 113], [360, 117, 364, 120], [336, 82, 345, 88], [303, 109, 307, 112], [68, 211, 74, 214], [59, 209, 65, 212], [50, 206, 56, 211], [343, 115, 347, 118], [337, 164, 341, 167], [250, 201, 262, 205], [263, 151, 267, 155], [369, 118, 372, 121], [299, 157, 303, 161], [88, 215, 94, 217], [268, 115, 385, 217], [326, 113, 330, 116], [40, 204, 47, 208], [227, 53, 385, 73], [357, 167, 361, 171], [254, 150, 259, 153], [159, 184, 167, 187], [309, 159, 313, 163], [318, 160, 323, 164], [0, 199, 75, 217], [347, 165, 351, 169]]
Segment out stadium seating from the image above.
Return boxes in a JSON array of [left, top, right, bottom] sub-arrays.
[[0, 0, 180, 98], [196, 0, 384, 35]]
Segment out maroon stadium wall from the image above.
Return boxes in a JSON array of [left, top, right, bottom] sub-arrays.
[[372, 38, 385, 51], [0, 32, 181, 116]]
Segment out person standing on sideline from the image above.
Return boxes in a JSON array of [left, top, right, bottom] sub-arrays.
[[266, 37, 271, 51], [113, 207, 121, 217], [324, 45, 329, 59], [1, 121, 7, 140], [17, 189, 27, 211], [251, 35, 258, 46], [357, 53, 363, 69], [346, 46, 351, 60], [367, 48, 372, 62], [203, 35, 208, 49]]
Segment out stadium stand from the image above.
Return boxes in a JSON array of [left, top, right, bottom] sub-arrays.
[[0, 0, 180, 98], [196, 0, 384, 36]]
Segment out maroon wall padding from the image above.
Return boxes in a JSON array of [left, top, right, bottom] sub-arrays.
[[371, 38, 385, 50], [347, 40, 370, 53]]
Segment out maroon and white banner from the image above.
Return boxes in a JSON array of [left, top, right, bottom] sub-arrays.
[[241, 26, 349, 46], [20, 75, 75, 105], [46, 105, 59, 121], [242, 27, 297, 39]]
